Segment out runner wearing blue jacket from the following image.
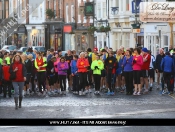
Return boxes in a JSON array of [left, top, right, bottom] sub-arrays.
[[71, 55, 79, 95], [161, 52, 174, 95]]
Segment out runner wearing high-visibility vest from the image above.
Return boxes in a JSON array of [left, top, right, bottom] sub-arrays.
[[35, 51, 47, 96]]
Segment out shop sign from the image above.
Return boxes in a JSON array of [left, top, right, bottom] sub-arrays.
[[133, 29, 140, 33], [84, 2, 94, 16]]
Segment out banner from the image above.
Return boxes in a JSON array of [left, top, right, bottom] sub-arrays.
[[1, 119, 175, 126]]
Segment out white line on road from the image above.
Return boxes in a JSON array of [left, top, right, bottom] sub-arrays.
[[78, 108, 175, 118], [0, 126, 19, 128], [90, 126, 132, 132]]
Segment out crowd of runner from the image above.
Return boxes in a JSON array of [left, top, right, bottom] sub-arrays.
[[0, 46, 174, 109]]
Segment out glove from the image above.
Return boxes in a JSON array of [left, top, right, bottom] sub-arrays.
[[94, 66, 99, 69], [109, 67, 112, 70]]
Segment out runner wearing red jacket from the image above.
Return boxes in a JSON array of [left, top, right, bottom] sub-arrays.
[[2, 60, 12, 98], [77, 52, 89, 95]]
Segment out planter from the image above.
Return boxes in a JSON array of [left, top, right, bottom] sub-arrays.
[[69, 31, 75, 34], [99, 26, 105, 32], [46, 9, 54, 20], [82, 32, 87, 35], [87, 26, 97, 33], [105, 26, 111, 32]]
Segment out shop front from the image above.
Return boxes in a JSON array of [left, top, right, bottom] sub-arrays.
[[7, 25, 27, 49], [25, 25, 46, 47], [44, 22, 63, 50], [74, 28, 94, 53], [144, 23, 170, 56]]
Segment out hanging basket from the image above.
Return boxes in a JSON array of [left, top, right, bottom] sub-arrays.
[[105, 26, 111, 32]]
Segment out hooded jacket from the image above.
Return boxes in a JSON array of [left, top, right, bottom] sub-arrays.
[[161, 55, 174, 73], [91, 59, 104, 75], [57, 61, 69, 75]]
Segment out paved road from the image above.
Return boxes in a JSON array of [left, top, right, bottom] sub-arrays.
[[0, 86, 175, 131]]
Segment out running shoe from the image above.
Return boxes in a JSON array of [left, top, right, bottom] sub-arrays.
[[137, 92, 141, 95], [106, 91, 111, 95], [110, 92, 115, 95], [133, 91, 137, 95], [94, 91, 97, 95], [161, 90, 166, 95], [38, 92, 42, 96]]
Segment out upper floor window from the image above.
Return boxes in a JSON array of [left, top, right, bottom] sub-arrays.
[[6, 0, 9, 18], [103, 2, 106, 18], [71, 5, 74, 22], [97, 3, 101, 19], [126, 0, 129, 11], [54, 0, 56, 17], [66, 5, 68, 23], [0, 1, 2, 19]]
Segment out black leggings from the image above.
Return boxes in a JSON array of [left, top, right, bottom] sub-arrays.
[[79, 72, 87, 91], [107, 73, 115, 92], [73, 75, 79, 92], [37, 72, 46, 93], [163, 72, 173, 92], [30, 75, 35, 92], [133, 70, 141, 84], [86, 70, 92, 86], [3, 80, 12, 97], [59, 75, 66, 91], [93, 74, 101, 91], [124, 71, 133, 94]]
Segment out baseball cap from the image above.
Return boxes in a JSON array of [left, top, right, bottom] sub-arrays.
[[142, 48, 148, 52]]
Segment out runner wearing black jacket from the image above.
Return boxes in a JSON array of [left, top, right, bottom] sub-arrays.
[[155, 48, 165, 90], [105, 51, 118, 95]]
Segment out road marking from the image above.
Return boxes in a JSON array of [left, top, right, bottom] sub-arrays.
[[78, 108, 175, 118], [0, 126, 19, 128], [91, 126, 132, 132], [169, 95, 175, 99]]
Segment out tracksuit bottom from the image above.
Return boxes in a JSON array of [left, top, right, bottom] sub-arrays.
[[73, 75, 79, 92], [107, 73, 115, 92], [124, 71, 133, 94], [37, 72, 46, 93], [3, 80, 12, 97], [163, 72, 173, 92], [59, 75, 66, 91], [79, 72, 87, 92], [93, 74, 101, 91]]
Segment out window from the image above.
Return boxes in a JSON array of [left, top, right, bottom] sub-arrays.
[[71, 5, 74, 22], [126, 0, 129, 11], [22, 0, 25, 17], [125, 33, 130, 48], [48, 0, 50, 9], [54, 0, 56, 17], [0, 2, 2, 19], [59, 0, 62, 18], [97, 3, 101, 18], [66, 5, 68, 23], [5, 1, 9, 18], [32, 4, 38, 17], [103, 2, 106, 18]]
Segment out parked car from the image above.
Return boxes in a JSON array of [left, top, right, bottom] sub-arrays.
[[1, 45, 17, 51], [18, 47, 28, 52], [62, 51, 67, 56], [32, 46, 46, 52]]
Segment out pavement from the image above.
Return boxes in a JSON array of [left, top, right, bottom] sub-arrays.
[[0, 84, 175, 131]]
